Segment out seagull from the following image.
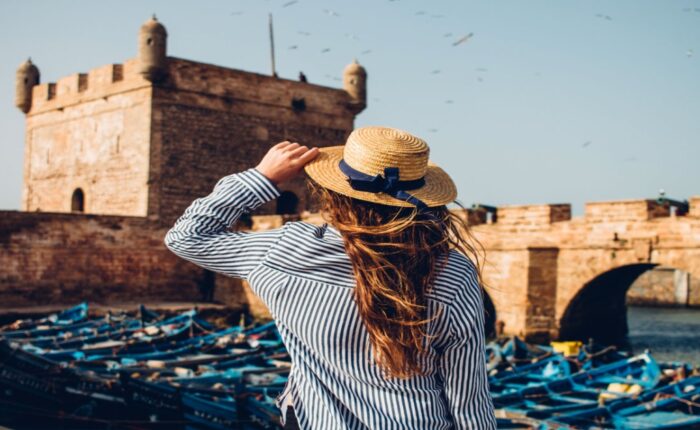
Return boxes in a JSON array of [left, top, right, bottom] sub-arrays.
[[443, 32, 453, 38], [687, 49, 694, 58], [289, 45, 298, 50], [595, 13, 613, 20], [477, 76, 484, 83], [323, 9, 340, 17], [582, 140, 591, 148], [431, 69, 441, 74], [428, 128, 438, 132], [282, 0, 298, 7], [321, 48, 331, 53], [345, 33, 359, 40], [230, 11, 244, 16], [298, 31, 311, 36], [445, 100, 454, 104], [415, 11, 426, 15], [431, 14, 444, 18], [475, 67, 488, 72], [361, 49, 372, 54], [453, 33, 474, 46]]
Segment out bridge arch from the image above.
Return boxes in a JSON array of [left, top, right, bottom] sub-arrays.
[[558, 263, 661, 344]]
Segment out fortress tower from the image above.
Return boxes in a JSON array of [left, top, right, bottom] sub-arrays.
[[16, 17, 367, 226]]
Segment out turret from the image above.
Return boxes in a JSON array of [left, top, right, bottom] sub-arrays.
[[137, 15, 168, 82], [15, 58, 40, 113], [343, 59, 367, 113]]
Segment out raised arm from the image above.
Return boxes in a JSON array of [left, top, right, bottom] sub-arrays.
[[438, 259, 497, 429], [164, 141, 319, 280]]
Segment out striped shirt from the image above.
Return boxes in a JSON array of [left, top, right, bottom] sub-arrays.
[[164, 168, 496, 430]]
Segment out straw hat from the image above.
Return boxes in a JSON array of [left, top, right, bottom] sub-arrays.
[[304, 126, 457, 208]]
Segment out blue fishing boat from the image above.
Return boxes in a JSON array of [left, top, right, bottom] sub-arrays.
[[1, 303, 698, 430]]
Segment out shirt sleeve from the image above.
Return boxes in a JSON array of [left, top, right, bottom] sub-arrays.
[[164, 168, 285, 280], [438, 259, 497, 430]]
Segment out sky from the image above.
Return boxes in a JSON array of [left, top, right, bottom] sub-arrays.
[[1, 0, 698, 215]]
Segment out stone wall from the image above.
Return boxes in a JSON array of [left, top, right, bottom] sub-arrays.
[[23, 60, 152, 216], [149, 58, 356, 226], [627, 267, 697, 307], [0, 210, 243, 308]]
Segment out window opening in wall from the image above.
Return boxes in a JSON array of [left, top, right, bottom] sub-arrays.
[[71, 188, 85, 212], [276, 191, 299, 215]]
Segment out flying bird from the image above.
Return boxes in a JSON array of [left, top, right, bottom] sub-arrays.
[[282, 0, 298, 7], [477, 76, 484, 83], [453, 33, 474, 46], [475, 67, 488, 72], [431, 69, 441, 74], [230, 11, 244, 16], [323, 9, 340, 17], [321, 48, 331, 53], [582, 140, 592, 148], [443, 32, 453, 38], [361, 49, 372, 54], [298, 31, 311, 36], [687, 49, 694, 58], [445, 100, 454, 104], [288, 45, 298, 50], [415, 11, 426, 16], [428, 128, 438, 132]]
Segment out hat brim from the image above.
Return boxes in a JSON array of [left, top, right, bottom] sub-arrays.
[[303, 146, 457, 208]]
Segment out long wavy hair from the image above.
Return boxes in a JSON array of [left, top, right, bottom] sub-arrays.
[[308, 180, 485, 379]]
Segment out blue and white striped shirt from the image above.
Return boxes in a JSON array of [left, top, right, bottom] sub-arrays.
[[164, 168, 496, 430]]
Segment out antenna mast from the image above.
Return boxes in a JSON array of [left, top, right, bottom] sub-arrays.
[[269, 13, 277, 77]]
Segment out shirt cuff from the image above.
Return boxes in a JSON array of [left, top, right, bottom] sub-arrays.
[[236, 168, 282, 206]]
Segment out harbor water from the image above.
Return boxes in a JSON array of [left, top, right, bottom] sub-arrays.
[[625, 305, 700, 366]]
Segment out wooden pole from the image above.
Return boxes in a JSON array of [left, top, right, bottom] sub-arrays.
[[269, 13, 277, 77]]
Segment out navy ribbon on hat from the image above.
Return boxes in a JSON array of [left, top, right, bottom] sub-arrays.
[[338, 159, 428, 210]]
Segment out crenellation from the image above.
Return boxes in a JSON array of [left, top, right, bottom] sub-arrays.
[[585, 199, 670, 222], [56, 73, 82, 96], [689, 196, 700, 218], [164, 58, 354, 118], [28, 59, 148, 114], [497, 203, 571, 225]]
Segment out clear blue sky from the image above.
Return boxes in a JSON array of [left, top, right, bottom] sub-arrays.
[[1, 0, 698, 214]]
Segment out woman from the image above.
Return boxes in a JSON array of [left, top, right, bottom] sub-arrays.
[[165, 126, 496, 429]]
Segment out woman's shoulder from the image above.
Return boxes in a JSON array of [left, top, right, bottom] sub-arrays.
[[428, 250, 481, 305]]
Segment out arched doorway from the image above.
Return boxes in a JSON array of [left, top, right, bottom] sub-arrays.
[[559, 263, 657, 344], [71, 188, 85, 212]]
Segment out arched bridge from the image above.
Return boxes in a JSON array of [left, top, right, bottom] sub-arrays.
[[464, 197, 700, 343]]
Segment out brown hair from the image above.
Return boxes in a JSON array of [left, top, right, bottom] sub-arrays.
[[308, 180, 485, 379]]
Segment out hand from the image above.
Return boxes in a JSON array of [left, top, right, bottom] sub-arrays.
[[255, 141, 320, 186]]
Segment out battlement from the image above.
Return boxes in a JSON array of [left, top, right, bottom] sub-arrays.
[[161, 57, 354, 117], [26, 56, 353, 118], [29, 59, 145, 114], [496, 203, 572, 225], [690, 196, 700, 218], [585, 199, 671, 222]]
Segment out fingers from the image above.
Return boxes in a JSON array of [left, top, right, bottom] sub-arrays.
[[296, 147, 319, 165], [287, 145, 309, 158], [272, 141, 292, 150], [282, 142, 301, 152]]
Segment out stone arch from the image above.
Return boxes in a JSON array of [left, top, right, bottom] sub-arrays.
[[558, 263, 658, 344], [71, 188, 85, 212]]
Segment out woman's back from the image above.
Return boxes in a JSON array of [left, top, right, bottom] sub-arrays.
[[165, 126, 497, 429], [247, 220, 494, 429]]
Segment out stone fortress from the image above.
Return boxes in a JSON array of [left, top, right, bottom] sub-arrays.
[[3, 17, 700, 343]]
